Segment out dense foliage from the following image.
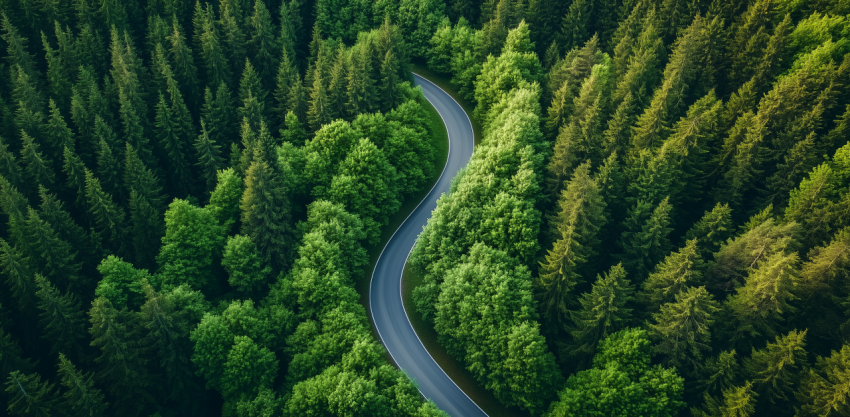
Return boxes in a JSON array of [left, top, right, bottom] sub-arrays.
[[415, 0, 850, 415], [0, 0, 446, 416]]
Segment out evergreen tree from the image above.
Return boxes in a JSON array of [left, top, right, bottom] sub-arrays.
[[241, 157, 291, 271], [684, 203, 733, 259], [62, 145, 87, 212], [199, 9, 232, 88], [20, 131, 55, 188], [744, 330, 808, 407], [0, 238, 37, 313], [274, 48, 298, 131], [649, 286, 719, 369], [347, 43, 376, 116], [539, 162, 606, 328], [0, 135, 23, 188], [569, 263, 634, 364], [194, 121, 225, 193], [56, 353, 108, 417], [153, 92, 193, 198], [691, 383, 757, 417], [85, 169, 126, 254], [88, 297, 152, 417], [620, 197, 674, 282], [380, 50, 402, 113], [249, 0, 278, 87], [45, 99, 75, 156], [307, 65, 330, 132], [168, 16, 200, 113], [95, 136, 122, 199], [123, 143, 165, 213], [640, 239, 703, 312], [796, 344, 850, 416], [202, 82, 237, 151], [128, 190, 165, 271], [25, 208, 80, 291], [4, 371, 58, 417], [34, 274, 86, 359]]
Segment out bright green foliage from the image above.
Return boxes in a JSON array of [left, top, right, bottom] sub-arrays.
[[157, 199, 225, 292], [56, 353, 108, 417], [221, 335, 278, 399], [640, 239, 703, 311], [691, 383, 757, 417], [34, 274, 86, 359], [744, 330, 808, 406], [207, 168, 244, 234], [328, 138, 399, 243], [649, 286, 719, 369], [435, 243, 561, 413], [539, 162, 606, 328], [5, 371, 57, 417], [222, 235, 271, 296], [547, 328, 685, 417], [569, 263, 634, 364], [725, 252, 800, 344], [796, 344, 850, 416], [95, 255, 152, 310]]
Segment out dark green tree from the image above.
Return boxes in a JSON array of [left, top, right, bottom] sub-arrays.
[[569, 263, 634, 364], [34, 274, 86, 360], [649, 286, 719, 369], [56, 353, 108, 417], [241, 157, 291, 271], [4, 371, 58, 417]]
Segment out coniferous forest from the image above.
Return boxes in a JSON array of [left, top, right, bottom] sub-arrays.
[[0, 0, 848, 416]]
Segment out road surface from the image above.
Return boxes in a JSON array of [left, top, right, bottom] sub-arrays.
[[369, 74, 485, 416]]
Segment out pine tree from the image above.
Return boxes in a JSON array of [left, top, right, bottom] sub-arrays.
[[560, 0, 591, 51], [273, 47, 298, 131], [241, 157, 291, 271], [249, 0, 278, 87], [168, 16, 200, 113], [128, 190, 165, 271], [220, 0, 248, 77], [725, 252, 800, 344], [691, 382, 757, 417], [280, 111, 308, 145], [0, 325, 35, 379], [88, 297, 151, 416], [5, 371, 58, 417], [140, 285, 199, 407], [0, 135, 23, 188], [239, 59, 269, 125], [1, 15, 38, 81], [37, 187, 100, 268], [45, 99, 75, 156], [649, 286, 719, 369], [95, 137, 122, 199], [347, 43, 376, 116], [684, 203, 733, 259], [744, 330, 808, 406], [123, 143, 165, 213], [0, 238, 37, 312], [307, 65, 330, 131], [327, 49, 347, 121], [25, 208, 80, 291], [640, 239, 703, 312], [154, 92, 193, 197], [63, 147, 88, 209], [380, 50, 402, 113], [20, 130, 55, 188], [202, 82, 237, 151], [194, 121, 225, 193], [796, 345, 850, 416], [620, 197, 674, 282], [56, 353, 108, 417], [85, 169, 126, 254], [199, 9, 232, 88], [34, 274, 86, 359], [539, 162, 606, 328], [569, 263, 633, 364]]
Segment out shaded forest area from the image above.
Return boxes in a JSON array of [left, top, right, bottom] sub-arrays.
[[412, 0, 850, 416], [0, 0, 451, 416]]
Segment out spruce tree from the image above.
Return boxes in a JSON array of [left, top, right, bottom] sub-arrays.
[[619, 197, 674, 282], [88, 297, 151, 417], [56, 353, 108, 417], [63, 147, 88, 209], [569, 263, 634, 364], [95, 137, 122, 199], [199, 10, 232, 89], [24, 208, 80, 291], [640, 239, 703, 312], [85, 169, 126, 255], [194, 121, 225, 193], [249, 0, 278, 87], [128, 190, 165, 271], [347, 43, 376, 116], [307, 65, 330, 132], [274, 48, 298, 131], [34, 274, 86, 360], [0, 238, 37, 312], [45, 99, 75, 156], [539, 162, 606, 328], [5, 371, 58, 417], [20, 130, 55, 188], [744, 330, 808, 407], [380, 50, 402, 113], [684, 203, 733, 259], [123, 143, 165, 213], [0, 135, 23, 188], [154, 92, 193, 197], [241, 157, 290, 271], [649, 286, 719, 369], [168, 17, 200, 113]]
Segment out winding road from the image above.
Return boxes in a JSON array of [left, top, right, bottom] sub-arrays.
[[369, 74, 485, 416]]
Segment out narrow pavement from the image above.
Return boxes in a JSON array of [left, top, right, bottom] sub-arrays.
[[369, 74, 485, 416]]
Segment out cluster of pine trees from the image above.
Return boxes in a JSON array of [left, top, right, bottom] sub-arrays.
[[0, 0, 449, 416], [421, 0, 850, 415]]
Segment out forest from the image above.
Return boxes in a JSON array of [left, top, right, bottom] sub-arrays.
[[0, 0, 848, 416]]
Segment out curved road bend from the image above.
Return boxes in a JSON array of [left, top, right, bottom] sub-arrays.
[[370, 74, 484, 416]]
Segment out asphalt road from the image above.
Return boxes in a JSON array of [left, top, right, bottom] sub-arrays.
[[369, 74, 485, 416]]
